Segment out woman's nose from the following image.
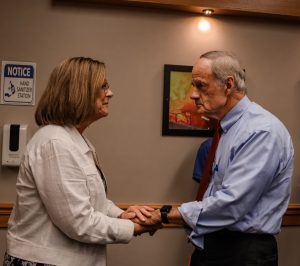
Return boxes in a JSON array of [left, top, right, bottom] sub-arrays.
[[106, 88, 113, 97]]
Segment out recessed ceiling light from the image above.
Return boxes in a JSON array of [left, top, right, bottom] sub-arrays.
[[202, 9, 214, 16]]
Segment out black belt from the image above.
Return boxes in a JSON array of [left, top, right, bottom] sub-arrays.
[[204, 229, 274, 240]]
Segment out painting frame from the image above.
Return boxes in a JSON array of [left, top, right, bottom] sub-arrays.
[[162, 64, 214, 137]]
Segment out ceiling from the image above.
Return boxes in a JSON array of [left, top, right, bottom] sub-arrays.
[[55, 0, 300, 20]]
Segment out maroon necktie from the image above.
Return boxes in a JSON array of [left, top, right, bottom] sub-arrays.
[[196, 123, 222, 201]]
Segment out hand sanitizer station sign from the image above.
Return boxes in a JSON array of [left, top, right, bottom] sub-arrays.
[[1, 61, 36, 106]]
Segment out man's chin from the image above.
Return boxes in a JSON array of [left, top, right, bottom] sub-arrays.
[[196, 109, 215, 119], [196, 108, 207, 115]]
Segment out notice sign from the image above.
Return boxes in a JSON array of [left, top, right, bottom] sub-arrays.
[[1, 61, 36, 105]]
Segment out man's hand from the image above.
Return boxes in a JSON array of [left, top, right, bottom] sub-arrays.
[[131, 209, 161, 226], [119, 205, 155, 222], [133, 222, 162, 236]]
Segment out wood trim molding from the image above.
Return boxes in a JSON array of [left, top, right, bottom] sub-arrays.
[[281, 204, 300, 226], [0, 203, 13, 229], [56, 0, 300, 20], [1, 203, 300, 229]]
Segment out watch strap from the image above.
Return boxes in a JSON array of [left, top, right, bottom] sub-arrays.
[[160, 205, 172, 224]]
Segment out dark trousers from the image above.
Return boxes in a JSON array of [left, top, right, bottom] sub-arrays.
[[190, 230, 278, 266]]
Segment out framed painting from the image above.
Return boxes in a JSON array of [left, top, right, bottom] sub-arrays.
[[162, 64, 214, 137]]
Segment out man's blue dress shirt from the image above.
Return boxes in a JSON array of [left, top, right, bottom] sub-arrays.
[[179, 96, 294, 249]]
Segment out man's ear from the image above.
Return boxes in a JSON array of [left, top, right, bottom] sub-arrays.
[[225, 76, 234, 95]]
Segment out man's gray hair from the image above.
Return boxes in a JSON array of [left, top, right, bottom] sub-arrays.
[[200, 51, 247, 92]]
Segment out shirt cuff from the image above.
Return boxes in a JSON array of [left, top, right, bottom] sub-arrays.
[[106, 199, 124, 218], [115, 219, 135, 243], [179, 201, 203, 232]]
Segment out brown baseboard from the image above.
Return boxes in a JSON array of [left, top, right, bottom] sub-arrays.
[[1, 203, 300, 228]]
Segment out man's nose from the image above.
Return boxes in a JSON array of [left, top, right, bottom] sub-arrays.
[[190, 87, 199, 100]]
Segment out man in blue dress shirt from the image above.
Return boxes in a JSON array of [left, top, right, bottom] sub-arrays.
[[143, 51, 294, 266]]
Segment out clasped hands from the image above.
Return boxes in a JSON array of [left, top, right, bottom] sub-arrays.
[[120, 206, 163, 236]]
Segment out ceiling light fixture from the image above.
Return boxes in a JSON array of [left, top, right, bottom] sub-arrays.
[[202, 9, 214, 16]]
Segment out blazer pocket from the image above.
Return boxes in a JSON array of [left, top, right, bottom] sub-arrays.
[[82, 165, 105, 207]]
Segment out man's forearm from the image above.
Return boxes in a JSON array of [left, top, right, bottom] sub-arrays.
[[167, 206, 186, 225]]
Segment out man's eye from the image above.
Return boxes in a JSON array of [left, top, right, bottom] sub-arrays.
[[193, 81, 205, 90]]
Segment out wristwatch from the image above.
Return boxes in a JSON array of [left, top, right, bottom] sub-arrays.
[[160, 205, 172, 224]]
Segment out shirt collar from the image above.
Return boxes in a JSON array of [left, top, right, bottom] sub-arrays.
[[64, 126, 92, 154], [220, 95, 251, 133]]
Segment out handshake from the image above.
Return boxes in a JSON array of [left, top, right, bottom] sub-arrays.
[[119, 205, 180, 236]]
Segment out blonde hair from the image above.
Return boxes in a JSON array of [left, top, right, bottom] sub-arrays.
[[35, 57, 106, 126]]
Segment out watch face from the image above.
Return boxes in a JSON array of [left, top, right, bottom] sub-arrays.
[[161, 205, 172, 213]]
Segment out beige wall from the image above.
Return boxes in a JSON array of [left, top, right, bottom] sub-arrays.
[[0, 0, 300, 265]]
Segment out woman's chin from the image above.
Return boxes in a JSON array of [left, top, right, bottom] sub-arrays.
[[98, 111, 109, 118]]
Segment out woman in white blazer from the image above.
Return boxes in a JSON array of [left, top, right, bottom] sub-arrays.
[[4, 57, 158, 266]]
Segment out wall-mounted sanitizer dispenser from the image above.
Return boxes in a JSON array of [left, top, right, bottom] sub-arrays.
[[2, 124, 28, 166]]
